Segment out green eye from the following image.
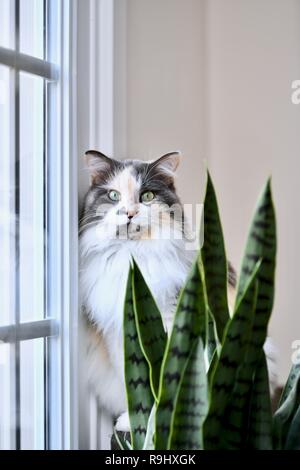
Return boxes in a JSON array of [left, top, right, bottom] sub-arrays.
[[108, 190, 121, 202], [141, 191, 155, 203]]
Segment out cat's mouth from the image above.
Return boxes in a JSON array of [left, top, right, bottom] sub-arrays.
[[116, 222, 148, 240]]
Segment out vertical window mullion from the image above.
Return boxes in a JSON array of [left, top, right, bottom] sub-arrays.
[[13, 0, 21, 451], [43, 0, 49, 451], [46, 0, 64, 450]]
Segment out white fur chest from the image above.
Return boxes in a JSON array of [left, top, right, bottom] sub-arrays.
[[79, 228, 194, 335]]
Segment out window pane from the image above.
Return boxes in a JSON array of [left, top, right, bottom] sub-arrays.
[[20, 338, 45, 449], [0, 0, 14, 49], [20, 0, 45, 59], [19, 72, 45, 322], [0, 65, 15, 326], [0, 343, 14, 449]]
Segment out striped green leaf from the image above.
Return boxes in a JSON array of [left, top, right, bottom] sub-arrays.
[[155, 258, 206, 450], [235, 181, 276, 365], [273, 373, 300, 449], [203, 263, 259, 449], [278, 351, 300, 407], [123, 269, 154, 449], [206, 308, 218, 364], [236, 179, 276, 319], [169, 338, 208, 450], [247, 353, 272, 449], [285, 405, 300, 450], [202, 171, 230, 341], [220, 342, 272, 450], [217, 341, 272, 450], [143, 405, 156, 450], [207, 349, 218, 385], [220, 180, 276, 449], [221, 323, 274, 448], [219, 368, 253, 449], [132, 260, 167, 399], [113, 429, 132, 450]]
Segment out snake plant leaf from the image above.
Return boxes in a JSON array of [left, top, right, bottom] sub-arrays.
[[220, 180, 276, 449], [207, 348, 218, 385], [143, 404, 156, 450], [220, 320, 274, 448], [235, 180, 276, 368], [284, 405, 300, 450], [220, 343, 271, 449], [206, 308, 218, 364], [202, 171, 230, 341], [273, 373, 300, 449], [236, 179, 276, 317], [203, 262, 259, 449], [123, 268, 154, 449], [155, 257, 206, 450], [132, 259, 167, 399], [113, 429, 133, 450], [219, 367, 253, 449], [222, 319, 275, 448], [247, 353, 273, 449], [169, 338, 208, 450], [198, 257, 218, 363], [278, 350, 300, 407]]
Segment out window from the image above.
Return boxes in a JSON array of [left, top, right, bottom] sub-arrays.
[[0, 0, 78, 450]]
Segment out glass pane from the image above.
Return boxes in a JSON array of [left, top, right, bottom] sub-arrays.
[[0, 343, 14, 449], [20, 338, 45, 449], [20, 0, 45, 59], [0, 65, 15, 327], [0, 0, 14, 49], [19, 72, 45, 322]]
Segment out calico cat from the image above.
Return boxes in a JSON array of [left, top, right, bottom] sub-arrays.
[[79, 150, 276, 432], [79, 150, 199, 430]]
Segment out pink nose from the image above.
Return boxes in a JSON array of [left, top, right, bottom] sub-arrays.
[[127, 209, 138, 219]]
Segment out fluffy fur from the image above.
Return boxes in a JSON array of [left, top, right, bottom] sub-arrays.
[[79, 150, 277, 431], [80, 151, 196, 423]]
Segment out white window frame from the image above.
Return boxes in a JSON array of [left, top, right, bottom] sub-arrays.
[[0, 0, 78, 450], [77, 0, 115, 450], [77, 0, 128, 450]]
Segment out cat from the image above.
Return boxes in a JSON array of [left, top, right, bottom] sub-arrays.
[[79, 150, 200, 430], [79, 150, 277, 432]]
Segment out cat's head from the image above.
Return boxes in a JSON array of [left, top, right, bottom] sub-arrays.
[[80, 150, 184, 242]]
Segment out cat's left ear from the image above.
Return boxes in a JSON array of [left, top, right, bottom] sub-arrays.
[[150, 151, 182, 176]]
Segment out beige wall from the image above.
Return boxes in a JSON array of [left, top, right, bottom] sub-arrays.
[[125, 0, 206, 203], [123, 0, 300, 383], [205, 0, 300, 383]]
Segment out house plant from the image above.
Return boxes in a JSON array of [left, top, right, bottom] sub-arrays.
[[116, 172, 300, 450]]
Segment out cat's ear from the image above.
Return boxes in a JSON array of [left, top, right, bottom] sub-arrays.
[[150, 151, 182, 177], [85, 150, 116, 184]]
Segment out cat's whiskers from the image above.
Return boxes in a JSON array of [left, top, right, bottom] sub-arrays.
[[79, 219, 102, 234], [80, 212, 104, 225]]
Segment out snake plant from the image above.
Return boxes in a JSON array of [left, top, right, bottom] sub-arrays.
[[117, 171, 300, 450]]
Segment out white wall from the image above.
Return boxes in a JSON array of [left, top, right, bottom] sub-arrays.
[[124, 0, 206, 204], [205, 0, 300, 383], [122, 0, 300, 383], [77, 0, 300, 384]]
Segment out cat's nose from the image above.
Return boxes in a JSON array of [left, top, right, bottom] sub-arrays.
[[127, 209, 138, 220]]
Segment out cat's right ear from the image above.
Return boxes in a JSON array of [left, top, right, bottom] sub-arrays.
[[85, 150, 115, 185]]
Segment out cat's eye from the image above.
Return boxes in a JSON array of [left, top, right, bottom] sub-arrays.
[[108, 190, 121, 202], [141, 191, 155, 203]]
